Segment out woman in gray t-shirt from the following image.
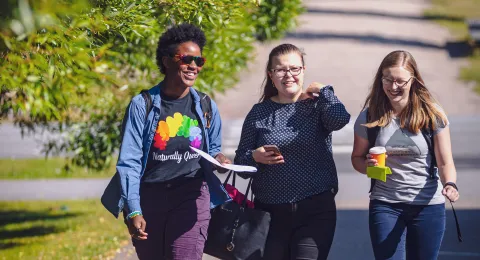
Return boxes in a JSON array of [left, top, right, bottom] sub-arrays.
[[351, 50, 460, 260]]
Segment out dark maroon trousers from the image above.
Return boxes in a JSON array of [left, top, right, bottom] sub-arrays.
[[132, 177, 211, 260]]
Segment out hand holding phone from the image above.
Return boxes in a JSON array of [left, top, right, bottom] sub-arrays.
[[252, 145, 284, 165], [263, 145, 282, 156]]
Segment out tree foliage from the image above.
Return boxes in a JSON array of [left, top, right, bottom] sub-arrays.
[[0, 0, 304, 170]]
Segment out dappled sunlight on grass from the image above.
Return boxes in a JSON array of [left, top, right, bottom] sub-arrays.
[[0, 200, 127, 259]]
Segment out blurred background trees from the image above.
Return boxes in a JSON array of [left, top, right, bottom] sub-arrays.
[[0, 0, 304, 170]]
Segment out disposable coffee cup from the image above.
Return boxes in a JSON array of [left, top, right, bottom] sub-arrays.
[[369, 147, 386, 167]]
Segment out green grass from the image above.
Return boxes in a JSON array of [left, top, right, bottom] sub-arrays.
[[0, 200, 127, 260], [424, 0, 480, 94], [460, 52, 480, 94], [0, 157, 116, 179]]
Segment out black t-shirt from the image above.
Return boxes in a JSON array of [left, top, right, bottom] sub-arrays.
[[143, 92, 205, 182]]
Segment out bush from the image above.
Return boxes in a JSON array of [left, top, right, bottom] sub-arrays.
[[0, 0, 304, 170]]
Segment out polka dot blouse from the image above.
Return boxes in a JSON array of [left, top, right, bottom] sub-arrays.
[[234, 85, 351, 204]]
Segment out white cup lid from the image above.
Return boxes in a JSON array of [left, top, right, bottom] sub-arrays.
[[369, 146, 386, 154]]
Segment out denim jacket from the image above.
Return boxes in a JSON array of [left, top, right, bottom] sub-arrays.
[[101, 82, 232, 218]]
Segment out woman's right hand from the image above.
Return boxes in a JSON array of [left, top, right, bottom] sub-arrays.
[[128, 215, 148, 240], [365, 153, 388, 167], [365, 154, 378, 167], [252, 146, 284, 165]]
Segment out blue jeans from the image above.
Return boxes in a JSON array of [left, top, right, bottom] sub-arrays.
[[369, 200, 445, 260]]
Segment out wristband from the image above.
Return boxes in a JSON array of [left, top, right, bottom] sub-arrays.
[[444, 182, 458, 191], [127, 211, 143, 220]]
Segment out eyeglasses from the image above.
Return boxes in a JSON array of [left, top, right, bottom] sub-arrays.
[[173, 54, 206, 67], [270, 66, 303, 77], [381, 77, 413, 88]]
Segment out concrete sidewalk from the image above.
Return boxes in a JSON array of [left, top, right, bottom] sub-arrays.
[[214, 0, 480, 120]]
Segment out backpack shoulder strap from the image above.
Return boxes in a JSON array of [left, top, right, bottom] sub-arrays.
[[140, 89, 153, 121], [366, 109, 380, 193], [197, 91, 213, 129], [119, 90, 153, 142], [421, 121, 437, 179]]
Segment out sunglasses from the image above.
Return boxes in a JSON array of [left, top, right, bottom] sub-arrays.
[[173, 54, 206, 67]]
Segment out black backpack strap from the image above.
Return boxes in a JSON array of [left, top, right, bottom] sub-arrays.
[[197, 91, 213, 129], [140, 89, 153, 121], [119, 90, 152, 143], [421, 121, 437, 179], [366, 109, 380, 193]]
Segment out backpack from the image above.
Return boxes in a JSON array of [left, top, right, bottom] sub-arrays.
[[365, 109, 437, 193]]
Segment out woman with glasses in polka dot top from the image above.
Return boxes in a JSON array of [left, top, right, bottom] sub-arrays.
[[234, 43, 351, 260]]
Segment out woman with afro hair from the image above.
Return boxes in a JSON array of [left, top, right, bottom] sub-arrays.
[[103, 23, 232, 259]]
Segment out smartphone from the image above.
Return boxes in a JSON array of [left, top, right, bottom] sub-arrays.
[[263, 145, 281, 156]]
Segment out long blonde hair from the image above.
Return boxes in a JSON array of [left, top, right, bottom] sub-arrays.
[[363, 50, 447, 133]]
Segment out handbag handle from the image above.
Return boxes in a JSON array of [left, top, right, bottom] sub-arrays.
[[223, 170, 237, 187], [224, 170, 253, 208], [241, 178, 254, 208]]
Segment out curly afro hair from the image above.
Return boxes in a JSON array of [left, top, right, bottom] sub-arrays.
[[156, 24, 207, 74]]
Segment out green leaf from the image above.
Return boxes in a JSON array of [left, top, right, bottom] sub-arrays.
[[26, 75, 40, 82]]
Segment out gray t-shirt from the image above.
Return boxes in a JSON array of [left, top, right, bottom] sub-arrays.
[[354, 109, 448, 205]]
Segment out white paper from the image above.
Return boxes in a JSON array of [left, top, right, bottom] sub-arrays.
[[189, 146, 257, 172]]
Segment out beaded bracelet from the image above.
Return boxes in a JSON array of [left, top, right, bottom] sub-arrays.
[[127, 211, 143, 220]]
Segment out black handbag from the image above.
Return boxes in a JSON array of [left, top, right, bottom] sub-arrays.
[[204, 171, 271, 260]]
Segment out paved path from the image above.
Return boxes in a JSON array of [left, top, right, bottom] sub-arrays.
[[2, 0, 480, 259], [214, 0, 480, 120]]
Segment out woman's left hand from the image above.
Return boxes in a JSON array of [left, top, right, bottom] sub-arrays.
[[214, 153, 232, 173], [442, 185, 460, 202], [302, 82, 326, 99]]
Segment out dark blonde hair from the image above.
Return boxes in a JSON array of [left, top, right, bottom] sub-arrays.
[[259, 44, 305, 102], [363, 50, 447, 133]]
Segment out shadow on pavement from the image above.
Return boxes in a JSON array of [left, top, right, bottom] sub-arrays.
[[331, 209, 480, 259], [286, 32, 473, 58], [294, 8, 474, 58], [286, 31, 442, 49], [445, 41, 474, 58], [306, 7, 464, 23]]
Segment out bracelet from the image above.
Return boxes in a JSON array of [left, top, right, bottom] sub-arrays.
[[444, 182, 458, 191], [127, 211, 143, 220]]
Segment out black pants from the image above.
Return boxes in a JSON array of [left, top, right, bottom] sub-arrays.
[[255, 190, 337, 260]]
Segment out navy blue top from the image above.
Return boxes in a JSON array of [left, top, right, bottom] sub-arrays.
[[234, 86, 351, 204]]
